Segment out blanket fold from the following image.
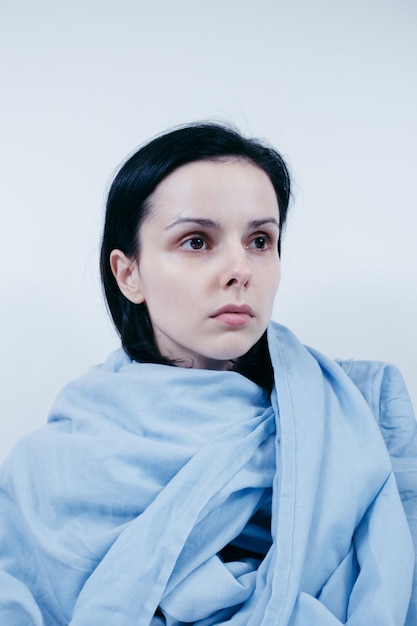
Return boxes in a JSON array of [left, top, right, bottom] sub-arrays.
[[0, 322, 415, 625]]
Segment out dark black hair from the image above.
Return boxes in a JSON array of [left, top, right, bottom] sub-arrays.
[[100, 122, 291, 389]]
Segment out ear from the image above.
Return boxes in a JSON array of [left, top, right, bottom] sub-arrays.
[[109, 249, 145, 304]]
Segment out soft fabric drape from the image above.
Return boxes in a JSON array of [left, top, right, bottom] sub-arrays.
[[0, 322, 415, 625]]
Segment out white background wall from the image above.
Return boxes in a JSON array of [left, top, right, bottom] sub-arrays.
[[1, 0, 416, 461]]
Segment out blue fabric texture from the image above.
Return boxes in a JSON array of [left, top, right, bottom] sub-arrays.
[[0, 322, 415, 625]]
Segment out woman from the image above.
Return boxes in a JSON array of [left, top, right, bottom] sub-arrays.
[[0, 123, 416, 625]]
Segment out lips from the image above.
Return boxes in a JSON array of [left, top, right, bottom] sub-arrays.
[[210, 304, 255, 327], [211, 304, 255, 317]]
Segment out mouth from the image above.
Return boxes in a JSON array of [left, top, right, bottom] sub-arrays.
[[210, 304, 255, 328]]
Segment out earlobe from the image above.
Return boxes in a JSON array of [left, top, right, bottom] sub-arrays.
[[109, 249, 145, 304]]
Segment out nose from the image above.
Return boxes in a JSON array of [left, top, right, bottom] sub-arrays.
[[219, 246, 251, 289]]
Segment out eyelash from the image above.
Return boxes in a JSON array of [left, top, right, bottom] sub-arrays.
[[248, 234, 272, 250], [181, 236, 210, 251], [180, 233, 273, 252]]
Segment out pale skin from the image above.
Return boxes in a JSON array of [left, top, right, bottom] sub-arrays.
[[110, 158, 281, 370]]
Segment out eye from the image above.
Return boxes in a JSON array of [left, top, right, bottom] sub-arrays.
[[181, 236, 208, 251], [248, 235, 271, 250]]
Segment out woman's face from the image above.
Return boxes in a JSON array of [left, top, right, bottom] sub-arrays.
[[111, 158, 281, 370]]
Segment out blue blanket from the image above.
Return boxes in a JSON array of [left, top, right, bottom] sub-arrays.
[[0, 322, 416, 625]]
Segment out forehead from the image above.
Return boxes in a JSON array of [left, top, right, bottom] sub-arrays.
[[146, 158, 279, 222]]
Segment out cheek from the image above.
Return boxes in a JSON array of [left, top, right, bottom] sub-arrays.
[[262, 266, 281, 315], [141, 265, 197, 310], [275, 265, 282, 290], [263, 260, 281, 292]]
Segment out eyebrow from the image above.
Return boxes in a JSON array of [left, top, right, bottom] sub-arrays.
[[165, 218, 221, 231], [248, 218, 280, 229], [165, 217, 280, 231]]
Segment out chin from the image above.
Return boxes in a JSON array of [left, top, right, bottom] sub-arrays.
[[210, 340, 260, 363]]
